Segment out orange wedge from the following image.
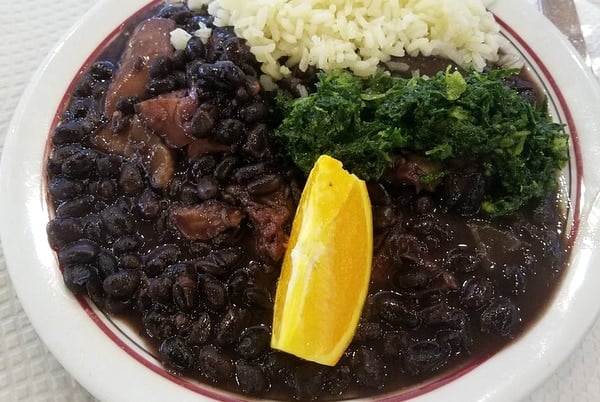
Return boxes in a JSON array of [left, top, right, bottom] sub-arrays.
[[271, 155, 373, 366]]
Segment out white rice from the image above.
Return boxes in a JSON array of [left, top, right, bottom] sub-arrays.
[[204, 0, 510, 79]]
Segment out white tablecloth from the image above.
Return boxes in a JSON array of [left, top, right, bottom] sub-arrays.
[[0, 1, 599, 401]]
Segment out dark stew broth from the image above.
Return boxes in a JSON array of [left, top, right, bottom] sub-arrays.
[[44, 2, 569, 400]]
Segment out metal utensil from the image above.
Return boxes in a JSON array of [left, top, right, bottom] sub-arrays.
[[540, 0, 589, 57]]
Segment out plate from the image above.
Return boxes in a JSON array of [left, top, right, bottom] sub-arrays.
[[1, 0, 600, 401]]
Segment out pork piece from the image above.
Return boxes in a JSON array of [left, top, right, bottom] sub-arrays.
[[170, 200, 246, 241], [226, 185, 293, 262], [105, 18, 176, 117], [388, 154, 442, 192], [135, 90, 198, 147], [91, 116, 174, 189]]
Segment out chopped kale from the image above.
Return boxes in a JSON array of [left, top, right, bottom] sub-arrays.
[[275, 68, 569, 216]]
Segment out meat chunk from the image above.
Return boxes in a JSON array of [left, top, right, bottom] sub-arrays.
[[91, 116, 174, 189], [135, 90, 198, 148], [105, 18, 176, 117], [388, 154, 442, 192], [226, 185, 293, 262], [170, 200, 246, 241]]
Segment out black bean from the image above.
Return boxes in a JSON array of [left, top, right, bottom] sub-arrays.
[[214, 156, 238, 181], [96, 155, 122, 178], [148, 55, 173, 78], [171, 49, 188, 69], [415, 195, 436, 214], [289, 362, 325, 400], [61, 98, 91, 121], [196, 176, 219, 200], [48, 144, 84, 173], [61, 149, 97, 178], [159, 336, 195, 372], [235, 87, 249, 102], [189, 241, 212, 257], [235, 360, 269, 395], [198, 60, 247, 88], [197, 344, 234, 383], [461, 277, 494, 310], [232, 162, 268, 183], [63, 264, 97, 294], [104, 296, 133, 314], [146, 75, 177, 96], [394, 266, 432, 290], [242, 287, 272, 310], [247, 174, 282, 196], [420, 304, 467, 329], [403, 341, 450, 375], [46, 217, 83, 249], [119, 253, 143, 270], [383, 330, 410, 360], [221, 37, 251, 65], [185, 36, 206, 60], [195, 247, 242, 277], [441, 168, 486, 216], [97, 180, 116, 200], [244, 76, 261, 97], [52, 119, 95, 144], [326, 365, 352, 396], [373, 291, 419, 329], [136, 188, 161, 218], [73, 74, 96, 97], [100, 205, 135, 236], [372, 205, 396, 232], [143, 310, 175, 340], [119, 163, 144, 196], [96, 250, 118, 278], [213, 118, 245, 145], [103, 269, 141, 299], [188, 103, 216, 138], [112, 234, 143, 254], [56, 195, 96, 218], [145, 244, 181, 276], [187, 313, 212, 346], [215, 307, 250, 345], [264, 351, 297, 378], [236, 326, 270, 359], [436, 328, 472, 355], [503, 264, 528, 295], [81, 214, 105, 242], [242, 124, 270, 159], [173, 273, 198, 312], [190, 155, 217, 178], [480, 297, 520, 336], [58, 240, 100, 266], [48, 177, 85, 201], [199, 275, 228, 311], [115, 96, 139, 115], [352, 347, 385, 389], [89, 61, 115, 81], [239, 102, 268, 123], [86, 273, 105, 307], [353, 321, 382, 343], [447, 247, 482, 273]]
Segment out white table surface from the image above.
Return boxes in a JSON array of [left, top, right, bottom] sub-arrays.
[[0, 1, 599, 401]]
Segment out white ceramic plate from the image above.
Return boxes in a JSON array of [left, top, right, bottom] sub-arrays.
[[2, 0, 600, 401]]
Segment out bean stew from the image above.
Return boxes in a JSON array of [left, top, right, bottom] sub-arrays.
[[45, 2, 570, 400]]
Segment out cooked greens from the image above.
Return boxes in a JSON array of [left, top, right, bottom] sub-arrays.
[[275, 68, 569, 216]]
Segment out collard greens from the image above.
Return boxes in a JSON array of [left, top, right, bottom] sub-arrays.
[[275, 69, 569, 216]]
